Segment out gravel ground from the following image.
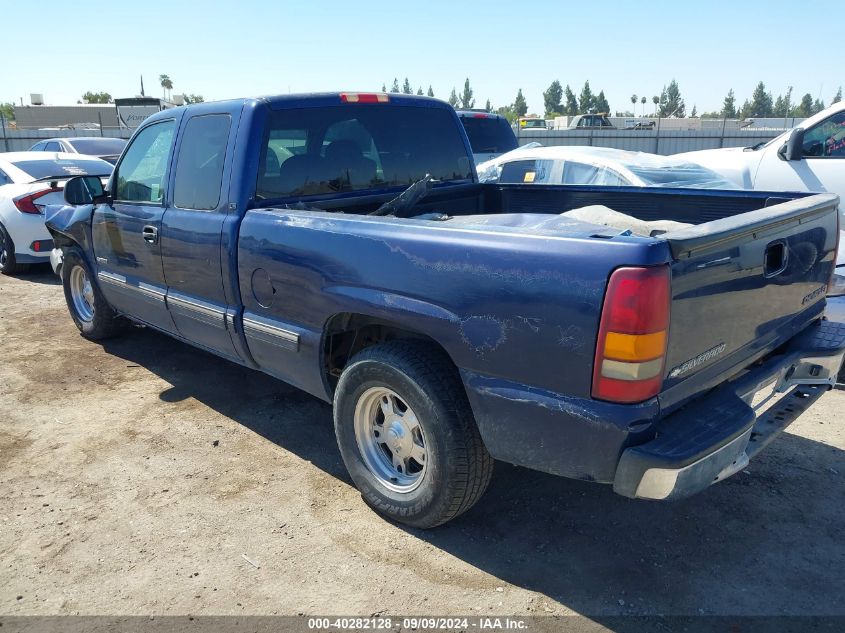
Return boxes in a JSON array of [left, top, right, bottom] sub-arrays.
[[1, 268, 844, 619]]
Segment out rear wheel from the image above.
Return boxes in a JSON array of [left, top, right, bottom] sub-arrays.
[[62, 249, 128, 339], [334, 340, 493, 528], [0, 222, 29, 275]]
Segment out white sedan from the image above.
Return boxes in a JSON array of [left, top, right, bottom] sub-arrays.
[[0, 152, 112, 275], [476, 145, 739, 189]]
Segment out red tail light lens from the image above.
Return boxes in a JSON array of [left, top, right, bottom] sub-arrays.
[[592, 266, 671, 403], [13, 187, 61, 214]]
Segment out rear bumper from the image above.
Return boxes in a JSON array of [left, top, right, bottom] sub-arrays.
[[613, 319, 845, 500]]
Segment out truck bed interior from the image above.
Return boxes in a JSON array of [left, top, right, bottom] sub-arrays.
[[257, 182, 813, 233]]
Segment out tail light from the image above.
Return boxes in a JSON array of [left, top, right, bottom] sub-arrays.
[[592, 266, 671, 403], [13, 187, 62, 214]]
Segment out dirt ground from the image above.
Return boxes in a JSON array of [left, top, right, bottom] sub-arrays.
[[1, 267, 844, 620]]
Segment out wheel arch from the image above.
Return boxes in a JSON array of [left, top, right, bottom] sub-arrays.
[[321, 311, 461, 396]]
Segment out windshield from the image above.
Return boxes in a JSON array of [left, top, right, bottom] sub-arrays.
[[10, 157, 113, 180], [68, 138, 127, 155], [522, 120, 546, 128], [460, 117, 518, 154], [257, 104, 473, 200], [626, 163, 738, 189]]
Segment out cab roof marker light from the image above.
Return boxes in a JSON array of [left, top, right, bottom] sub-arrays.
[[340, 93, 389, 104]]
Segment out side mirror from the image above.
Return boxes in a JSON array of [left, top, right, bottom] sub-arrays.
[[64, 176, 107, 205], [779, 127, 805, 161]]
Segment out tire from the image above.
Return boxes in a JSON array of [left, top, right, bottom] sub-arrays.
[[334, 340, 493, 528], [0, 222, 29, 275], [61, 248, 128, 340]]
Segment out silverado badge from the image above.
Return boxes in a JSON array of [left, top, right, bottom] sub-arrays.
[[669, 342, 727, 379]]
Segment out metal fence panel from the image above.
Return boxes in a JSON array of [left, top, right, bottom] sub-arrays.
[[515, 128, 780, 155], [0, 126, 133, 152]]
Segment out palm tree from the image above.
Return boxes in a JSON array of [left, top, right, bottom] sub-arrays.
[[630, 94, 637, 115], [652, 95, 659, 116], [159, 74, 173, 101], [640, 96, 647, 116]]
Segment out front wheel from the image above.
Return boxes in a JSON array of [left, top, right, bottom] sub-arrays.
[[334, 341, 493, 528], [61, 249, 128, 339]]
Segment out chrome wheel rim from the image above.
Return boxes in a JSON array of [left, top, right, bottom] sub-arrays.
[[69, 266, 95, 323], [353, 387, 428, 493]]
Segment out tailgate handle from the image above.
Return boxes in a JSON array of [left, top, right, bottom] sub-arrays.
[[764, 240, 788, 278]]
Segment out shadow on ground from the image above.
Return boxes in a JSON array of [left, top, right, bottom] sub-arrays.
[[101, 327, 845, 617], [7, 265, 59, 286]]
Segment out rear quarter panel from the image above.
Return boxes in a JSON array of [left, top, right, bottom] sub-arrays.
[[236, 209, 670, 400]]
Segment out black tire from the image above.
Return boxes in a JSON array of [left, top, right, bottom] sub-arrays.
[[0, 222, 30, 275], [61, 248, 129, 339], [334, 340, 493, 528]]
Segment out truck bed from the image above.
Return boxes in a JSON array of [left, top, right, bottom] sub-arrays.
[[240, 183, 838, 481]]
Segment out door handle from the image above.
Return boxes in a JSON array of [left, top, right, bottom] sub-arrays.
[[142, 225, 158, 245]]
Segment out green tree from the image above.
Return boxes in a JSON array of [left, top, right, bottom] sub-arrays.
[[416, 86, 424, 96], [746, 81, 773, 117], [402, 78, 413, 95], [159, 74, 173, 100], [630, 94, 638, 112], [640, 96, 646, 115], [578, 80, 594, 113], [427, 85, 434, 98], [658, 80, 685, 117], [82, 91, 112, 104], [563, 84, 578, 116], [513, 89, 528, 117], [594, 90, 610, 114], [485, 98, 492, 113], [651, 95, 659, 115], [448, 88, 459, 107], [459, 78, 475, 109], [833, 87, 842, 104], [813, 98, 826, 115], [183, 94, 204, 104], [497, 105, 517, 123], [795, 93, 814, 117], [720, 89, 737, 118], [0, 102, 14, 122], [773, 86, 793, 117], [390, 78, 400, 93], [543, 80, 563, 116], [381, 83, 387, 92]]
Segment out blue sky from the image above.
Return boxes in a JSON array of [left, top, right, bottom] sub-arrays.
[[2, 0, 841, 115]]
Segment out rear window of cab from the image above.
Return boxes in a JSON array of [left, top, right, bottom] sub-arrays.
[[256, 104, 473, 200]]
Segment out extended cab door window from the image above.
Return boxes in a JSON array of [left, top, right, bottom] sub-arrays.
[[802, 112, 845, 158], [114, 121, 176, 203], [160, 112, 239, 359], [172, 114, 232, 210]]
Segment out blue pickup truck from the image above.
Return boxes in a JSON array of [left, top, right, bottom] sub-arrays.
[[47, 92, 844, 528]]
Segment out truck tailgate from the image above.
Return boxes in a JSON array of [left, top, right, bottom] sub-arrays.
[[660, 193, 839, 410]]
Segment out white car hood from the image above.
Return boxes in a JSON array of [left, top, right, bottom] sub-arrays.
[[673, 147, 764, 189]]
